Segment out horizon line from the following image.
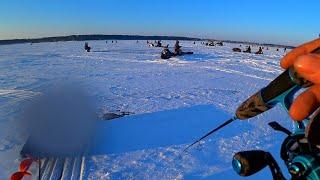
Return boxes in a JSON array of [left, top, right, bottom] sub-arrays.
[[0, 34, 295, 48]]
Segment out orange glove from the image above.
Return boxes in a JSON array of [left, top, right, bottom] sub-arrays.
[[280, 38, 320, 121], [10, 158, 35, 180]]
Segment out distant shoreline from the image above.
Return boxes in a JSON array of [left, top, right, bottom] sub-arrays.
[[0, 34, 295, 48]]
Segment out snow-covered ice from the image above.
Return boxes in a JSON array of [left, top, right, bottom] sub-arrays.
[[0, 40, 294, 179]]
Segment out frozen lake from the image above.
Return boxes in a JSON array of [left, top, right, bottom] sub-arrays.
[[0, 40, 294, 179]]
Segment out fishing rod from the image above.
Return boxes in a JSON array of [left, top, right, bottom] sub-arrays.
[[183, 117, 235, 152], [183, 64, 310, 152], [184, 47, 320, 152], [184, 47, 320, 179]]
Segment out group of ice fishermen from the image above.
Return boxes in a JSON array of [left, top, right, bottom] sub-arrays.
[[84, 40, 193, 59], [84, 39, 286, 58], [160, 40, 193, 59], [232, 45, 286, 54], [84, 40, 117, 52]]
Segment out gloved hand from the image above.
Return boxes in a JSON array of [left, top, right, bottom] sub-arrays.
[[280, 38, 320, 121]]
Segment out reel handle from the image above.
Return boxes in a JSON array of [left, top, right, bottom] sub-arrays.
[[232, 150, 285, 179], [232, 150, 269, 176]]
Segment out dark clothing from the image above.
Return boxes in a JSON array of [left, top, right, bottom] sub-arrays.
[[84, 43, 91, 52], [174, 42, 182, 55], [216, 42, 223, 46], [244, 46, 251, 53], [156, 41, 162, 47], [255, 47, 263, 54], [161, 48, 174, 59]]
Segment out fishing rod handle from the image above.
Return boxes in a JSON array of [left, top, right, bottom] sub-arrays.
[[236, 47, 320, 120]]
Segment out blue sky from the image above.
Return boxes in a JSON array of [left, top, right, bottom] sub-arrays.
[[0, 0, 319, 45]]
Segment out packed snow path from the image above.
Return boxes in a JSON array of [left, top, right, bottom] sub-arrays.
[[0, 40, 293, 179]]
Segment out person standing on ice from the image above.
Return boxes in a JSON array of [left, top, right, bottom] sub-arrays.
[[174, 40, 182, 55], [84, 42, 91, 52]]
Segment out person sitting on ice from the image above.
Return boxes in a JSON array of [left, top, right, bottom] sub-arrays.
[[243, 46, 251, 53], [156, 40, 162, 47], [161, 47, 174, 59], [205, 41, 214, 46], [255, 47, 263, 54], [84, 42, 91, 52], [216, 41, 223, 46]]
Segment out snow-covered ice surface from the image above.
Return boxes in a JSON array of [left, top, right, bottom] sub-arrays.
[[0, 40, 294, 179]]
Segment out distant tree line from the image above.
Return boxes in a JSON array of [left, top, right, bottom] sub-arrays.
[[0, 34, 295, 49], [0, 35, 200, 45]]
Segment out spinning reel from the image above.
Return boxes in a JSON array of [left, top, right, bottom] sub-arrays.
[[232, 67, 320, 179], [232, 120, 320, 179]]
